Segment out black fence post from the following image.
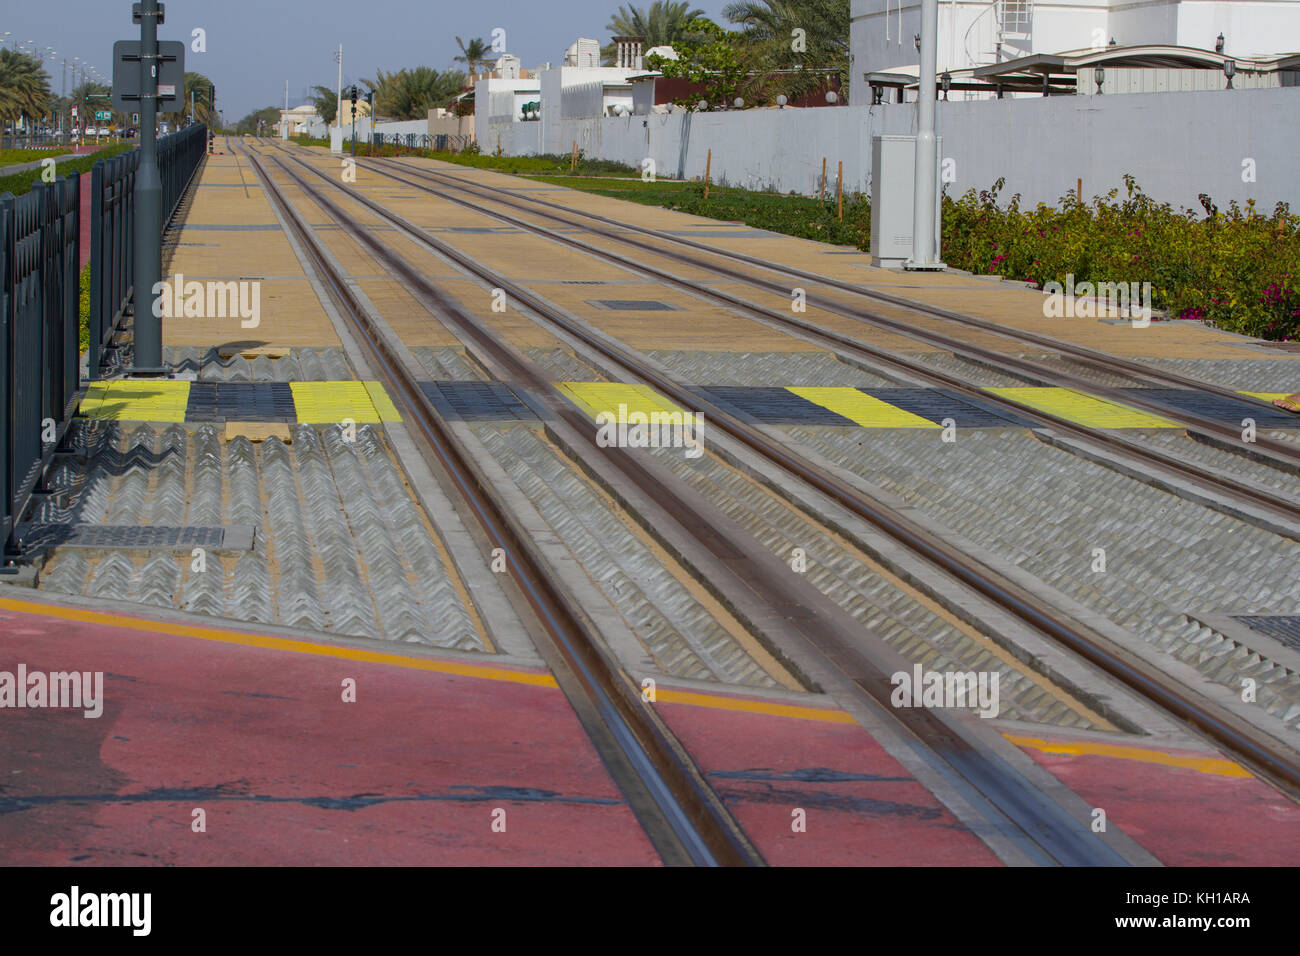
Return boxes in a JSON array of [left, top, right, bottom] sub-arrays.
[[89, 161, 105, 380], [0, 193, 11, 548]]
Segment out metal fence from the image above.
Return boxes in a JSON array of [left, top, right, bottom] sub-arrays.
[[370, 132, 473, 153], [0, 172, 81, 555], [89, 123, 207, 378]]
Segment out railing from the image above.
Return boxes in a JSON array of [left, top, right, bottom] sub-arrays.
[[0, 172, 81, 556], [370, 132, 473, 153], [88, 123, 207, 378]]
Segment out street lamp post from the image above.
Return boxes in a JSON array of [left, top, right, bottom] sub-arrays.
[[905, 0, 945, 269], [133, 0, 166, 373]]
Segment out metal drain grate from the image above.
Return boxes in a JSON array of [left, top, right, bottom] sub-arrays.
[[587, 299, 679, 311], [1231, 616, 1300, 651], [16, 524, 256, 552]]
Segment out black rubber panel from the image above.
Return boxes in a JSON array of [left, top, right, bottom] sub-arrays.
[[862, 388, 1034, 427], [1232, 616, 1300, 651], [1120, 388, 1299, 429], [420, 381, 538, 421], [185, 382, 297, 422], [588, 299, 678, 311], [699, 386, 856, 425]]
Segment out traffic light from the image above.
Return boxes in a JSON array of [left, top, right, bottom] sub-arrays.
[[365, 89, 373, 113]]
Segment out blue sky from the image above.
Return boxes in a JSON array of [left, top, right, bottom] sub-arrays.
[[10, 0, 735, 120]]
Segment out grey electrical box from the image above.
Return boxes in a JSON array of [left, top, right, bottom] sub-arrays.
[[869, 134, 942, 268]]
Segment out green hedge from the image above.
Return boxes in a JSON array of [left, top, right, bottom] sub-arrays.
[[942, 176, 1300, 340], [545, 169, 1298, 342], [0, 143, 134, 198]]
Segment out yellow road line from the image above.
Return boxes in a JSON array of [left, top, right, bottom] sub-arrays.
[[0, 597, 855, 724], [985, 387, 1179, 428], [1005, 733, 1253, 778], [656, 688, 857, 723], [0, 596, 555, 688], [788, 386, 940, 428]]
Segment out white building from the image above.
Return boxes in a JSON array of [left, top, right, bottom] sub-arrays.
[[850, 0, 1300, 102]]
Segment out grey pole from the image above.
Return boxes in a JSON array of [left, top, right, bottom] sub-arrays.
[[906, 0, 945, 270], [132, 0, 164, 371]]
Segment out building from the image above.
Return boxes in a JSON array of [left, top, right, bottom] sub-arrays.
[[850, 0, 1300, 102]]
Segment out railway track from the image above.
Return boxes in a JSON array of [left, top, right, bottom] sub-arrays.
[[358, 152, 1300, 465], [236, 139, 1300, 859], [326, 152, 1300, 543], [231, 138, 762, 868]]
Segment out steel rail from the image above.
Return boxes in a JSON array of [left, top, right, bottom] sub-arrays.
[[369, 155, 1300, 431], [268, 143, 1300, 814], [346, 153, 1300, 532], [233, 139, 762, 868]]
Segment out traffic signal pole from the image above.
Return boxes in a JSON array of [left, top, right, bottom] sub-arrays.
[[132, 0, 165, 371]]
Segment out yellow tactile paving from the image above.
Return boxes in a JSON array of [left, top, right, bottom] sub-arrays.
[[555, 382, 699, 423], [364, 381, 403, 422], [1238, 391, 1291, 403], [788, 386, 940, 428], [79, 381, 191, 422], [985, 386, 1179, 428], [289, 381, 384, 424]]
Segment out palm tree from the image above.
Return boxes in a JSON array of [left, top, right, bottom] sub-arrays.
[[160, 71, 216, 127], [602, 1, 708, 62], [367, 67, 467, 121], [454, 37, 492, 78], [723, 0, 850, 100], [0, 49, 51, 129], [309, 84, 338, 125]]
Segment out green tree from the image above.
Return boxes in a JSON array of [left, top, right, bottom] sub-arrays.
[[645, 17, 750, 108], [454, 37, 492, 77], [309, 84, 338, 125], [366, 67, 466, 121], [0, 49, 52, 128], [602, 1, 708, 63], [234, 106, 281, 134], [723, 0, 850, 101], [160, 71, 216, 127]]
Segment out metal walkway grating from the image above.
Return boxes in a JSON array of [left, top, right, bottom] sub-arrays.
[[16, 524, 256, 552]]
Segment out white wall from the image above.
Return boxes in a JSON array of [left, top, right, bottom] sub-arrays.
[[850, 0, 1300, 104], [491, 87, 1300, 213]]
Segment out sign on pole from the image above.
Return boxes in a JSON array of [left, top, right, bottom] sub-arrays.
[[111, 39, 185, 112]]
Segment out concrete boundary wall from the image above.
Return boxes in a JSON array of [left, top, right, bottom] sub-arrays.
[[486, 86, 1299, 212]]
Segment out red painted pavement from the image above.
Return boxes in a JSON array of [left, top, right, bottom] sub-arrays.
[[1012, 736, 1300, 865], [0, 600, 659, 866], [78, 170, 91, 269], [658, 698, 1001, 865]]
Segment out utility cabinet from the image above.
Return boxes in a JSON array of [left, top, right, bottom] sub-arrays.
[[870, 134, 942, 268]]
